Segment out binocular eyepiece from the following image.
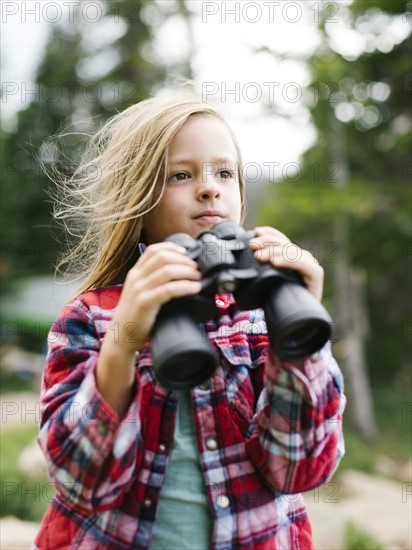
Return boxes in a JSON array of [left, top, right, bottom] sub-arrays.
[[150, 221, 332, 390]]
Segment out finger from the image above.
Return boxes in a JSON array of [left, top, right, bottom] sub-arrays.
[[249, 239, 283, 252], [261, 247, 320, 272], [135, 242, 190, 267], [252, 242, 293, 261], [253, 245, 324, 301], [139, 279, 203, 310], [131, 246, 199, 278], [250, 233, 290, 253], [141, 241, 187, 255], [124, 264, 201, 304], [139, 263, 202, 290], [254, 226, 290, 242]]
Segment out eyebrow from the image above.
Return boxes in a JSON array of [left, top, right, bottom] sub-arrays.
[[168, 156, 238, 166]]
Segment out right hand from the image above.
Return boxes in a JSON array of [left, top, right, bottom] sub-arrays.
[[105, 242, 202, 358]]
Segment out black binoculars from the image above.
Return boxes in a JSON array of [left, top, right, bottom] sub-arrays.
[[150, 221, 332, 390]]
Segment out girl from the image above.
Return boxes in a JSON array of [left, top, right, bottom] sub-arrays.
[[34, 88, 345, 549]]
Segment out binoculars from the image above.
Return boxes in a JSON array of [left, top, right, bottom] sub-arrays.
[[150, 221, 332, 390]]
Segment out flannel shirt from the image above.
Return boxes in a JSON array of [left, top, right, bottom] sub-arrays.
[[34, 285, 345, 550]]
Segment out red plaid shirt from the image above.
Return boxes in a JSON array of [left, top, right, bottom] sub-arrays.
[[34, 285, 345, 549]]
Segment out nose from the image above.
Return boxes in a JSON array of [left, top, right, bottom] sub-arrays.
[[196, 172, 221, 201]]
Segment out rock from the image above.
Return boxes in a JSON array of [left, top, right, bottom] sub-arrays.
[[0, 516, 40, 549], [398, 460, 412, 482], [18, 439, 48, 480], [374, 454, 398, 478], [1, 346, 45, 377], [0, 392, 41, 430]]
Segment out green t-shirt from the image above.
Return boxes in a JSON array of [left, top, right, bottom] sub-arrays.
[[150, 390, 213, 549]]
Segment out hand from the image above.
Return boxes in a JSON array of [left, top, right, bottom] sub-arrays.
[[249, 226, 324, 302], [97, 242, 202, 416], [109, 242, 202, 355]]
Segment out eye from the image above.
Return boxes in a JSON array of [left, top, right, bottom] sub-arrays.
[[168, 172, 190, 183], [218, 169, 234, 180]]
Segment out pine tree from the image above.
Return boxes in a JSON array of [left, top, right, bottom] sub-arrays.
[[259, 0, 411, 438], [1, 0, 167, 290]]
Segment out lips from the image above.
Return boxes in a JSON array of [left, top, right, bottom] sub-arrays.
[[193, 210, 225, 223]]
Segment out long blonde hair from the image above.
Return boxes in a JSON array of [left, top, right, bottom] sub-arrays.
[[51, 88, 246, 297]]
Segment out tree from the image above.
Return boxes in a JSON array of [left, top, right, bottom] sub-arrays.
[[258, 0, 411, 438], [1, 0, 167, 292]]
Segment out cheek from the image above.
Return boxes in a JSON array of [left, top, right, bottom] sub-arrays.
[[229, 184, 243, 220], [159, 191, 185, 217]]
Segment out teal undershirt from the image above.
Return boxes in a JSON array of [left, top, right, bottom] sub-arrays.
[[150, 391, 213, 549]]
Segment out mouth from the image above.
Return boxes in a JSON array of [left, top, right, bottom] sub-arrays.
[[193, 211, 226, 224]]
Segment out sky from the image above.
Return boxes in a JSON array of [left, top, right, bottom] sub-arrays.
[[1, 1, 410, 177], [0, 1, 328, 171]]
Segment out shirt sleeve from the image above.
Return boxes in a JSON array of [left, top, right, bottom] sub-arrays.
[[245, 341, 346, 494], [37, 296, 143, 512]]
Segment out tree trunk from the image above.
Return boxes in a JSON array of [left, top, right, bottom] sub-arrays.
[[330, 114, 377, 441], [333, 223, 377, 440]]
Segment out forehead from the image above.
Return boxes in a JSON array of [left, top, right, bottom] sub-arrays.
[[168, 115, 238, 162]]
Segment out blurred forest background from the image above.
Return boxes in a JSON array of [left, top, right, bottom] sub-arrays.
[[1, 1, 411, 548]]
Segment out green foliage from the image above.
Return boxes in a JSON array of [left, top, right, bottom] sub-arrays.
[[351, 0, 407, 15], [342, 400, 411, 474], [0, 425, 50, 522], [259, 1, 411, 388], [1, 0, 168, 295], [0, 369, 38, 395], [345, 521, 385, 550]]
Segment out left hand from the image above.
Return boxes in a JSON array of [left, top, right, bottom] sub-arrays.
[[249, 226, 324, 302]]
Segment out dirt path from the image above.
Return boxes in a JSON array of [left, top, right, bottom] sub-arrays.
[[305, 469, 412, 549], [0, 517, 41, 550]]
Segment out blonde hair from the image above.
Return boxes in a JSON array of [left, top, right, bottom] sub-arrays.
[[51, 88, 246, 297]]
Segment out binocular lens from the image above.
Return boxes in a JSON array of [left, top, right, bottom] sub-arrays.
[[265, 282, 332, 360], [154, 349, 217, 390], [278, 319, 331, 359], [150, 299, 219, 390]]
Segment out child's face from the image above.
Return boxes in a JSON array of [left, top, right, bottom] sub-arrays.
[[143, 115, 242, 244]]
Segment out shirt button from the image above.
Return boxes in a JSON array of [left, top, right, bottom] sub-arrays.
[[215, 299, 225, 307], [206, 437, 218, 451], [310, 352, 320, 362], [143, 498, 152, 508], [217, 495, 230, 509], [158, 443, 166, 452]]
